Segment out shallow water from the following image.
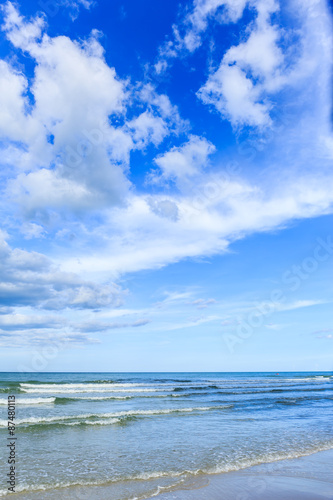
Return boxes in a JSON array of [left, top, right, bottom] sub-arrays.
[[0, 372, 332, 498]]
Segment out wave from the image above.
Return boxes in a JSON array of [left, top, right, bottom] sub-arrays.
[[56, 394, 174, 403], [20, 382, 145, 389], [0, 397, 55, 405], [0, 443, 332, 498], [42, 390, 333, 405], [153, 379, 192, 383], [54, 395, 133, 403], [173, 385, 219, 392], [216, 387, 333, 396], [0, 405, 233, 428], [276, 398, 299, 405], [21, 387, 166, 394], [66, 417, 122, 426], [285, 376, 332, 382]]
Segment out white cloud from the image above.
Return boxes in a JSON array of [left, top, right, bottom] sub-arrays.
[[0, 328, 100, 348], [147, 198, 180, 221], [59, 169, 333, 276], [157, 0, 249, 64], [1, 4, 131, 214], [153, 0, 289, 127], [127, 84, 188, 150], [0, 231, 123, 310], [63, 0, 95, 20], [0, 4, 191, 219], [21, 223, 46, 240], [197, 0, 284, 126], [76, 318, 151, 332], [162, 314, 220, 331], [0, 60, 45, 149], [223, 23, 283, 78], [191, 298, 217, 309], [185, 0, 248, 38], [150, 135, 216, 184], [275, 300, 326, 312], [198, 64, 271, 126], [127, 112, 168, 148], [198, 0, 333, 128], [0, 313, 65, 330], [0, 0, 332, 353], [2, 2, 45, 50]]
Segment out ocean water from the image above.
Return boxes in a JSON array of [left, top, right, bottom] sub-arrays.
[[0, 372, 332, 499]]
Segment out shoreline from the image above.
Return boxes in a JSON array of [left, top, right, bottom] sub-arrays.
[[5, 448, 333, 499], [151, 448, 333, 500]]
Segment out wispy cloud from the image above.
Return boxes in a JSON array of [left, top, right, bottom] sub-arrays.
[[274, 300, 327, 312], [311, 328, 333, 339], [76, 319, 151, 332], [191, 298, 217, 309]]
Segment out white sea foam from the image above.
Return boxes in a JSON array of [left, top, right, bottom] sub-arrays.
[[68, 395, 132, 401], [20, 383, 145, 389], [0, 405, 232, 427], [203, 444, 333, 475], [66, 418, 121, 426], [0, 445, 332, 498], [0, 397, 55, 405], [21, 387, 166, 393], [61, 395, 169, 401], [285, 376, 332, 383]]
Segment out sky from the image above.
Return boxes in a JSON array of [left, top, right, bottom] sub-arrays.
[[0, 0, 332, 372]]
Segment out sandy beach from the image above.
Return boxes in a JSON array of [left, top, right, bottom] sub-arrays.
[[153, 449, 333, 500], [9, 449, 333, 500]]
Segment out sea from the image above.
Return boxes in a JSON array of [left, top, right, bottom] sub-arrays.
[[0, 372, 332, 499]]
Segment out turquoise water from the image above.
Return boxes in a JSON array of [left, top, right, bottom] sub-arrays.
[[0, 372, 332, 499]]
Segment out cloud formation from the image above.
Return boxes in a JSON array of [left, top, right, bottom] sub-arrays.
[[0, 0, 332, 357], [1, 3, 187, 219], [0, 230, 123, 310]]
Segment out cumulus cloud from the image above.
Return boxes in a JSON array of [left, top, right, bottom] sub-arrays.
[[147, 198, 180, 221], [155, 0, 249, 69], [0, 4, 187, 219], [197, 0, 332, 128], [0, 313, 65, 331], [126, 84, 188, 150], [198, 63, 272, 127], [0, 0, 332, 355], [1, 3, 130, 214], [148, 135, 215, 185], [197, 0, 285, 126], [2, 1, 45, 49], [0, 230, 123, 310], [20, 223, 46, 240]]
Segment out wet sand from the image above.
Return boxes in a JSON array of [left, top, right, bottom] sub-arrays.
[[153, 449, 333, 500]]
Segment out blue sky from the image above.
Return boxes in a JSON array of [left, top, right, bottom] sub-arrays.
[[0, 0, 332, 372]]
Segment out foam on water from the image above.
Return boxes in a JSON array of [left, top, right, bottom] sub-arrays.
[[0, 405, 232, 427], [0, 372, 331, 500], [20, 387, 166, 393], [0, 397, 55, 405], [20, 383, 145, 389], [0, 443, 332, 498]]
